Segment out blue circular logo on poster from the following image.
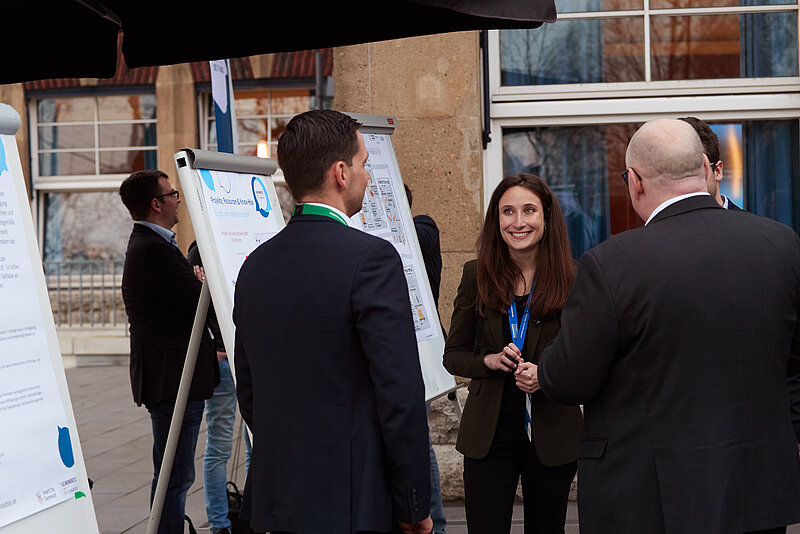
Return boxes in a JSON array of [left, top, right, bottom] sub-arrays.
[[0, 140, 8, 175], [251, 176, 271, 218]]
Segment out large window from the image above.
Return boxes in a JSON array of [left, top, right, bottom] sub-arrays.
[[501, 120, 800, 251], [486, 0, 800, 258], [200, 87, 314, 221], [31, 94, 157, 266], [500, 1, 798, 87]]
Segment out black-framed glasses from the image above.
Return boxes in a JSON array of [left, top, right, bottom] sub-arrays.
[[621, 168, 643, 186], [709, 161, 720, 172], [153, 189, 180, 201]]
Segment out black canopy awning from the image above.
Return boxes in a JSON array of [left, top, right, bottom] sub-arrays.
[[1, 0, 555, 84]]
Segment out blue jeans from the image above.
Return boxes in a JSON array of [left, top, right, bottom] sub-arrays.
[[428, 403, 447, 534], [204, 359, 252, 532], [147, 399, 204, 534]]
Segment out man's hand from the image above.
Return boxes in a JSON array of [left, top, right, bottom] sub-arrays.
[[192, 265, 205, 282], [515, 361, 540, 393], [399, 516, 433, 534], [484, 343, 522, 372], [216, 351, 227, 362]]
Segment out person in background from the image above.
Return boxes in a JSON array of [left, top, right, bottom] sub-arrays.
[[119, 170, 219, 534], [678, 116, 741, 210], [405, 183, 447, 534], [187, 241, 252, 534], [443, 174, 583, 533]]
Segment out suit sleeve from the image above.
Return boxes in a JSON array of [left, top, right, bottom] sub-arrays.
[[187, 241, 226, 352], [538, 251, 620, 405], [789, 325, 800, 442], [442, 261, 491, 379], [789, 260, 800, 442], [351, 239, 431, 525], [158, 245, 205, 317]]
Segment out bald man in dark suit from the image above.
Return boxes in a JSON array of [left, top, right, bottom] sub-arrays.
[[534, 119, 800, 533]]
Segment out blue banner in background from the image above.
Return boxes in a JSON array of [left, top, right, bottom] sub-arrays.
[[210, 59, 237, 154]]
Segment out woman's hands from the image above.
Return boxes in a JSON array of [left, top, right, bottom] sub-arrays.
[[483, 343, 522, 372], [483, 343, 540, 393], [515, 361, 540, 394]]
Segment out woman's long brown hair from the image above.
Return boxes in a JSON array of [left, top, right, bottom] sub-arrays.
[[475, 174, 575, 317]]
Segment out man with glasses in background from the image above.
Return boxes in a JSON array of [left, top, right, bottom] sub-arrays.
[[679, 116, 742, 210], [119, 169, 219, 534]]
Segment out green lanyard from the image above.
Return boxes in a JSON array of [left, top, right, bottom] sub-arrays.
[[291, 203, 349, 226]]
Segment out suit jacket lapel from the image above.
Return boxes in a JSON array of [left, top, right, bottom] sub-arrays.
[[525, 320, 543, 363], [484, 307, 505, 354]]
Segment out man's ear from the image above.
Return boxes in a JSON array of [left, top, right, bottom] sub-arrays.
[[714, 160, 724, 184], [330, 160, 348, 192], [631, 171, 646, 202], [150, 197, 162, 215]]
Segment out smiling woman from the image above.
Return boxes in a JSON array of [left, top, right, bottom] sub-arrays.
[[442, 173, 583, 534], [498, 184, 546, 261]]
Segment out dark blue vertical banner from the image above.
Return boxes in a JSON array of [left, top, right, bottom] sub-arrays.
[[210, 60, 237, 154]]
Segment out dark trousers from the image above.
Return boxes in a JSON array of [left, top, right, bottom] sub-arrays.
[[464, 435, 576, 534], [147, 399, 204, 534]]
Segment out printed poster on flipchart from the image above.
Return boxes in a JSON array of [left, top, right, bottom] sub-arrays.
[[195, 168, 284, 300], [0, 135, 79, 528], [349, 133, 439, 343]]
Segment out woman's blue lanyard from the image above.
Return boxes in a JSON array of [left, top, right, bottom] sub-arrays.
[[508, 274, 536, 350], [509, 273, 536, 442]]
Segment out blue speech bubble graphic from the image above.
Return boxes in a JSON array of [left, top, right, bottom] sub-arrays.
[[57, 426, 75, 468], [251, 176, 271, 218], [0, 140, 8, 175], [200, 169, 215, 191]]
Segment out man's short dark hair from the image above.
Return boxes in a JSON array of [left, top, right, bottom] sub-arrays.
[[678, 116, 720, 164], [119, 169, 168, 220], [277, 110, 362, 200]]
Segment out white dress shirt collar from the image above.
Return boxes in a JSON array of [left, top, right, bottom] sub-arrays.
[[645, 192, 711, 226]]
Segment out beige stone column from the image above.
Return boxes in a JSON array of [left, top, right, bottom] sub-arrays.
[[334, 31, 484, 334], [155, 64, 198, 253]]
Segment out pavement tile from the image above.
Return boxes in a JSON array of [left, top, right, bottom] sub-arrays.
[[65, 365, 800, 534]]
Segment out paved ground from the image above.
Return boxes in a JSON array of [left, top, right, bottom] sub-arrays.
[[67, 365, 796, 534]]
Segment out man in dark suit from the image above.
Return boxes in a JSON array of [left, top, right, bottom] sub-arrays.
[[120, 170, 219, 534], [534, 118, 800, 533], [233, 110, 432, 534], [679, 116, 742, 210], [404, 184, 446, 534]]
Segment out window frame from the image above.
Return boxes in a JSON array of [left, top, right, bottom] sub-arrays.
[[489, 2, 800, 103], [29, 91, 158, 192], [28, 91, 158, 255], [196, 84, 316, 185], [484, 19, 800, 214]]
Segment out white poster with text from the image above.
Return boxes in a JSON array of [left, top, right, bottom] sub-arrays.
[[0, 135, 79, 528], [349, 133, 439, 343]]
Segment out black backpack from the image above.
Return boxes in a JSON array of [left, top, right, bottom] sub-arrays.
[[227, 481, 257, 534]]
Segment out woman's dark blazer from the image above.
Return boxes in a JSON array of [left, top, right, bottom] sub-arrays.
[[443, 259, 582, 465]]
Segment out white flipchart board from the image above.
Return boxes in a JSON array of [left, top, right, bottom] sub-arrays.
[[0, 104, 98, 533], [174, 149, 284, 372], [347, 112, 457, 402]]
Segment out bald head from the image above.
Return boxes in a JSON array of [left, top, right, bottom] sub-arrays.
[[626, 119, 706, 190], [624, 119, 709, 221]]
